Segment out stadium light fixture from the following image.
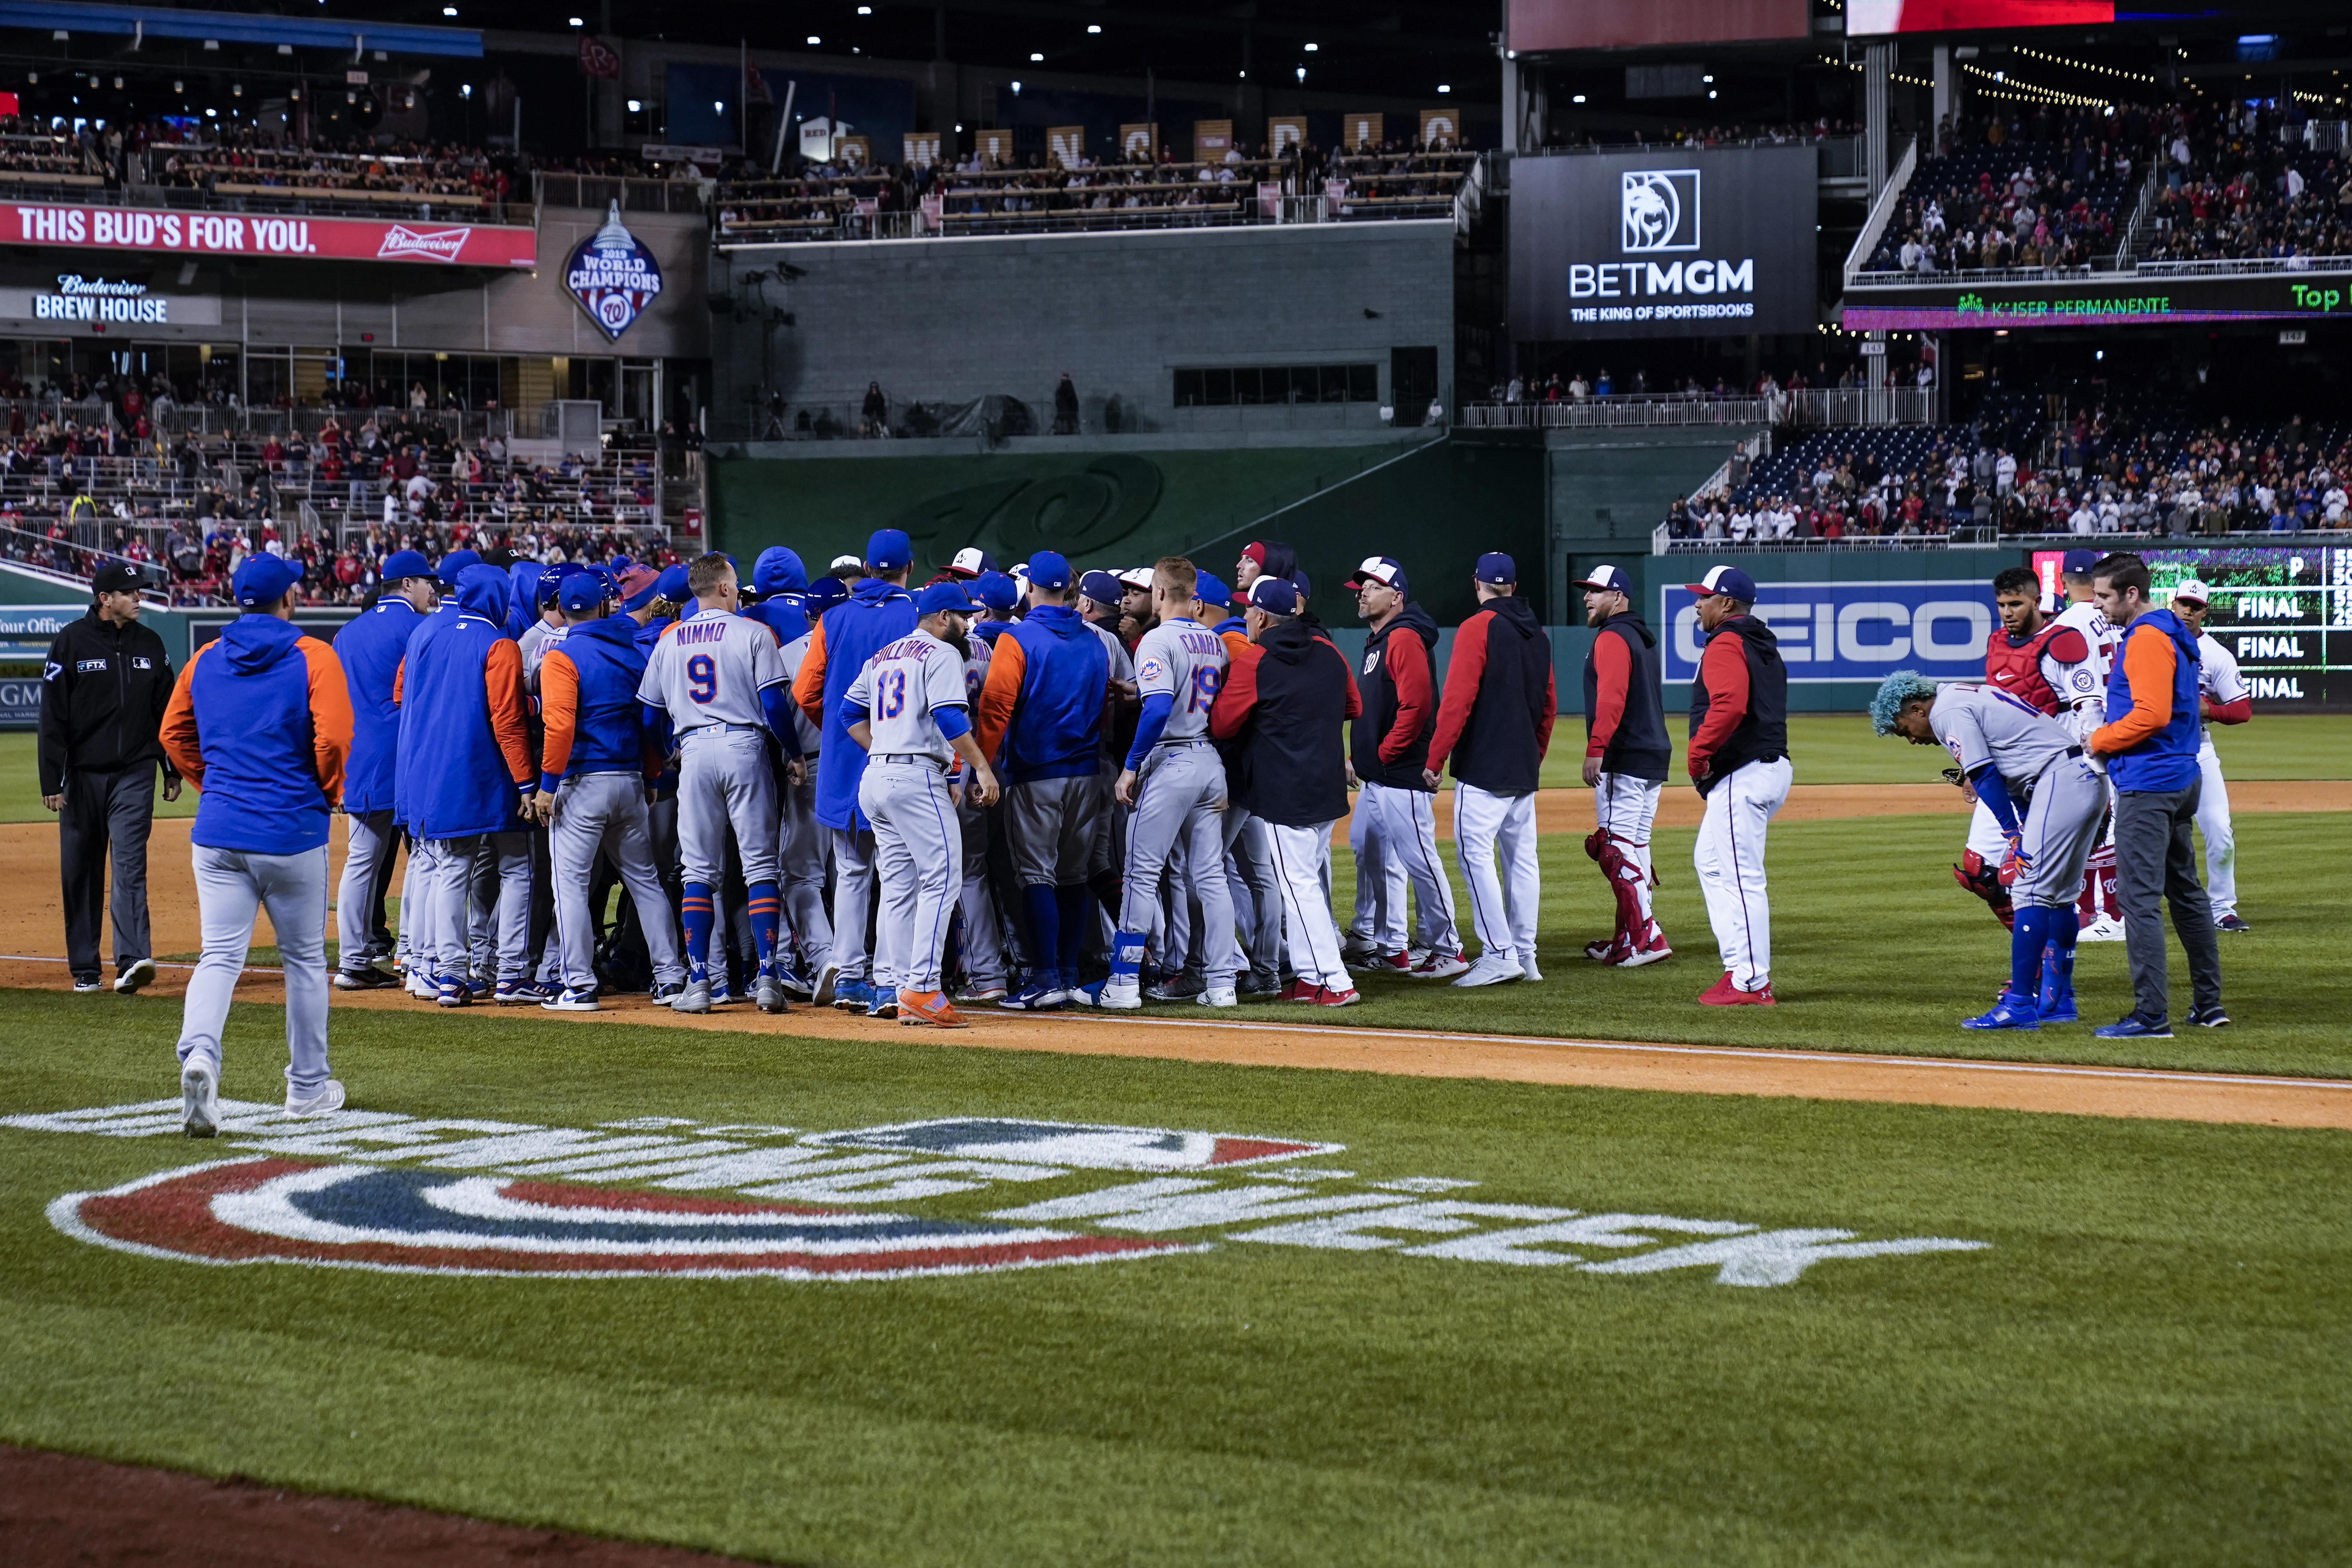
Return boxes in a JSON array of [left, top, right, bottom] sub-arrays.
[[569, 16, 584, 25], [1087, 23, 1101, 33], [441, 5, 456, 14], [1304, 42, 1318, 52], [859, 5, 873, 12], [713, 99, 724, 111], [1296, 66, 1306, 82], [807, 35, 821, 45], [460, 82, 471, 97], [627, 98, 641, 112], [1437, 84, 1451, 93], [1030, 52, 1044, 61], [1703, 75, 1714, 82], [1571, 93, 1586, 103], [1012, 80, 1023, 93]]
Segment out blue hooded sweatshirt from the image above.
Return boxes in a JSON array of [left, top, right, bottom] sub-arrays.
[[743, 545, 810, 649], [332, 593, 428, 816], [537, 611, 657, 793], [797, 577, 918, 830], [162, 614, 351, 854], [396, 564, 535, 840]]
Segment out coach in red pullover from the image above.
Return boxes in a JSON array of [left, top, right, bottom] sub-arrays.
[[1422, 552, 1555, 986]]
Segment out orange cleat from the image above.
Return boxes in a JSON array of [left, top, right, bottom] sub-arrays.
[[897, 990, 968, 1028]]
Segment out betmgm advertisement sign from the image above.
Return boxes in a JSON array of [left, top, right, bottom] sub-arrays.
[[1510, 147, 1818, 340]]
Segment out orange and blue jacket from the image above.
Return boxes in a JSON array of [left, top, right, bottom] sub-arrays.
[[160, 615, 352, 854]]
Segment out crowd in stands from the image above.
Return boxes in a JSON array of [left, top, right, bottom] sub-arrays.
[[1537, 119, 1861, 152], [153, 138, 516, 210], [1662, 401, 2352, 542], [2139, 99, 2352, 264], [1493, 357, 1924, 405]]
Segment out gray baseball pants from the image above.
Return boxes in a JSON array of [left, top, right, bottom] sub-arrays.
[[336, 808, 401, 973], [830, 826, 878, 984], [860, 757, 962, 995], [428, 832, 530, 983], [549, 772, 684, 994], [1348, 779, 1458, 956], [1119, 742, 1237, 984], [2114, 782, 2223, 1022], [1221, 806, 1284, 978], [175, 843, 331, 1095], [778, 767, 832, 972], [679, 728, 779, 886], [956, 792, 1007, 989], [1006, 774, 1105, 887]]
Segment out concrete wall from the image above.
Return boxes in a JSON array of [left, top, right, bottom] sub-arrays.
[[709, 220, 1456, 442]]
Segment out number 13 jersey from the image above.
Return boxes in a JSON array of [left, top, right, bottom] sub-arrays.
[[637, 607, 787, 731]]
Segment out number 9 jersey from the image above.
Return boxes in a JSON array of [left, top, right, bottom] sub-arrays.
[[637, 608, 788, 731]]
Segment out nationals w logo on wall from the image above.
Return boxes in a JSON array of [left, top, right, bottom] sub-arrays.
[[566, 201, 664, 341]]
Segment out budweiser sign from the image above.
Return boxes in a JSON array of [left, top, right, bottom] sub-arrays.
[[377, 224, 473, 263], [0, 203, 535, 270]]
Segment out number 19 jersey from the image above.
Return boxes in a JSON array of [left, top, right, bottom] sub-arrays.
[[1132, 616, 1228, 744], [637, 608, 786, 731]]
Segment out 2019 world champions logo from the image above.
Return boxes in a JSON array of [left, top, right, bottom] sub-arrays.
[[566, 201, 664, 341]]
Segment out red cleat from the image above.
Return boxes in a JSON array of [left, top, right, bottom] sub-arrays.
[[1281, 977, 1320, 1002], [1698, 971, 1775, 1006], [1611, 925, 1673, 968], [1310, 985, 1361, 1007], [1584, 933, 1626, 962]]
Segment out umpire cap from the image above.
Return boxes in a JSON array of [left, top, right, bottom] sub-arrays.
[[92, 561, 144, 595]]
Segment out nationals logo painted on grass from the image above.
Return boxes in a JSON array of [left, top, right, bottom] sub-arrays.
[[52, 1158, 1192, 1280]]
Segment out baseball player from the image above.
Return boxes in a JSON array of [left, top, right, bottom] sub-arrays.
[[1209, 575, 1362, 1005], [2169, 579, 2252, 931], [972, 550, 1126, 1010], [388, 547, 479, 999], [396, 563, 538, 1007], [1953, 566, 2101, 928], [1876, 671, 2108, 1028], [948, 571, 1020, 1001], [531, 572, 685, 1010], [1573, 563, 1672, 968], [1341, 555, 1462, 977], [844, 581, 1001, 1027], [2051, 548, 2127, 940], [638, 552, 798, 1015], [329, 548, 435, 989], [1079, 556, 1236, 1009], [793, 530, 920, 1014], [1206, 580, 1284, 995], [743, 546, 830, 994], [1682, 565, 1791, 1006], [160, 554, 354, 1134], [1423, 552, 1556, 988]]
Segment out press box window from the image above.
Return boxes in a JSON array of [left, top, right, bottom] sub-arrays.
[[1174, 364, 1379, 407]]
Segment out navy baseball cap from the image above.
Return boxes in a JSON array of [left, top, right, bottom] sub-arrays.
[[1079, 569, 1124, 605], [1028, 551, 1073, 591], [1346, 556, 1408, 593], [866, 528, 913, 572], [2062, 548, 2101, 575], [1686, 564, 1759, 600], [1192, 570, 1230, 609], [233, 554, 301, 607], [1573, 563, 1633, 595], [805, 576, 850, 616], [653, 564, 691, 604], [1475, 552, 1517, 586], [558, 572, 609, 614], [1288, 569, 1312, 600], [380, 548, 430, 582], [435, 548, 481, 588], [973, 570, 1020, 611], [1246, 577, 1299, 615], [915, 581, 975, 617]]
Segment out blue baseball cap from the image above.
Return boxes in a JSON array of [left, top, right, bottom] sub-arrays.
[[2061, 548, 2101, 575], [973, 570, 1020, 611], [1573, 563, 1633, 595], [1686, 564, 1759, 601], [915, 581, 975, 617], [534, 564, 572, 606], [866, 528, 913, 572], [1288, 569, 1312, 600], [1346, 556, 1408, 594], [435, 548, 480, 588], [1192, 570, 1230, 609], [380, 548, 430, 582], [558, 572, 610, 614], [1246, 577, 1298, 616], [1079, 569, 1123, 606], [805, 576, 850, 616], [233, 554, 302, 608], [1028, 551, 1073, 592], [653, 564, 691, 604], [1475, 552, 1518, 586]]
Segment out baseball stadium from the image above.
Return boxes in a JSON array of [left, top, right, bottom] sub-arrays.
[[1, 0, 2349, 1563]]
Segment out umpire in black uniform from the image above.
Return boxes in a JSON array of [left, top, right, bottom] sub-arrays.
[[38, 562, 179, 993]]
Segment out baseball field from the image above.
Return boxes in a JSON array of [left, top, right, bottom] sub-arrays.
[[1, 718, 2347, 1565]]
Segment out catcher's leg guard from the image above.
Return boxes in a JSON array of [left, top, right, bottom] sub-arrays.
[[1954, 850, 2016, 930], [1595, 834, 1650, 946]]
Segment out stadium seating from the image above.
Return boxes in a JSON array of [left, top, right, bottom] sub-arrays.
[[1861, 142, 2138, 274]]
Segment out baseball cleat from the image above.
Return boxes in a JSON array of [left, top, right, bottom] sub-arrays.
[[2038, 986, 2078, 1025], [1413, 950, 1471, 980], [2078, 914, 2127, 943], [1196, 985, 1238, 1008], [1081, 979, 1142, 1010], [1962, 992, 2041, 1030], [832, 978, 872, 1012], [181, 1059, 221, 1138], [810, 962, 841, 1008], [1339, 936, 1381, 967], [953, 982, 1008, 1005], [708, 982, 735, 1007], [776, 968, 814, 1002], [493, 980, 552, 1005], [2213, 913, 2250, 932], [333, 966, 395, 991], [897, 990, 967, 1028], [406, 971, 437, 1000], [113, 958, 157, 995], [284, 1079, 347, 1118], [1372, 952, 1413, 975], [542, 987, 601, 1012], [1451, 954, 1524, 988], [756, 976, 790, 1014], [435, 975, 472, 1008], [671, 980, 713, 1015], [867, 988, 899, 1019], [2187, 1003, 2231, 1028], [1280, 977, 1321, 1002], [999, 977, 1069, 1011], [1584, 935, 1624, 962], [2094, 1013, 2173, 1039], [651, 981, 686, 1006], [1144, 972, 1206, 1001], [1239, 968, 1284, 998], [72, 975, 103, 993], [1308, 985, 1362, 1007], [1520, 959, 1544, 983], [1612, 929, 1673, 969], [1697, 972, 1776, 1007]]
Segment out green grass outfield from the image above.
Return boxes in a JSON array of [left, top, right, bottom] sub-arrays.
[[1, 713, 2344, 823], [1, 994, 2347, 1565]]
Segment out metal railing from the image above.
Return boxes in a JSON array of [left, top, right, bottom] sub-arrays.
[[534, 172, 708, 214], [2115, 161, 2165, 267], [1849, 260, 2108, 287], [1462, 387, 1935, 431], [2130, 255, 2352, 278], [1649, 524, 2350, 555], [1843, 135, 1916, 287]]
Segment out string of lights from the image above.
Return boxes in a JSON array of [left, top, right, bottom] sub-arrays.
[[1959, 61, 2113, 109], [2012, 45, 2157, 86]]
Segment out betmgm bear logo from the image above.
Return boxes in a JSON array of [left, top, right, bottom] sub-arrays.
[[1621, 170, 1701, 254]]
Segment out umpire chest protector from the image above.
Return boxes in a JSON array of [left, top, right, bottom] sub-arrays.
[[1351, 603, 1439, 790], [1688, 615, 1788, 794], [1582, 611, 1671, 782]]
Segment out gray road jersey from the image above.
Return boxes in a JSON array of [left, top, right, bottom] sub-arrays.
[[1132, 617, 1228, 745], [637, 607, 786, 731], [1931, 682, 2078, 789]]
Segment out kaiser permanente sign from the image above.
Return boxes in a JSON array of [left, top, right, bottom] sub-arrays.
[[1842, 268, 2352, 330], [0, 203, 536, 270]]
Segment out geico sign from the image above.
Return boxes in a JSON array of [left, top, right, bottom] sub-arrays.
[[1663, 581, 1995, 682], [1569, 259, 1754, 298]]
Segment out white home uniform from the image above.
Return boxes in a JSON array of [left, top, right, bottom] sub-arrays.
[[1931, 683, 2106, 908], [1111, 617, 1236, 994], [1692, 755, 1792, 993], [637, 607, 786, 889], [2191, 629, 2247, 919], [2051, 593, 2127, 935], [773, 627, 834, 979], [847, 628, 970, 997]]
